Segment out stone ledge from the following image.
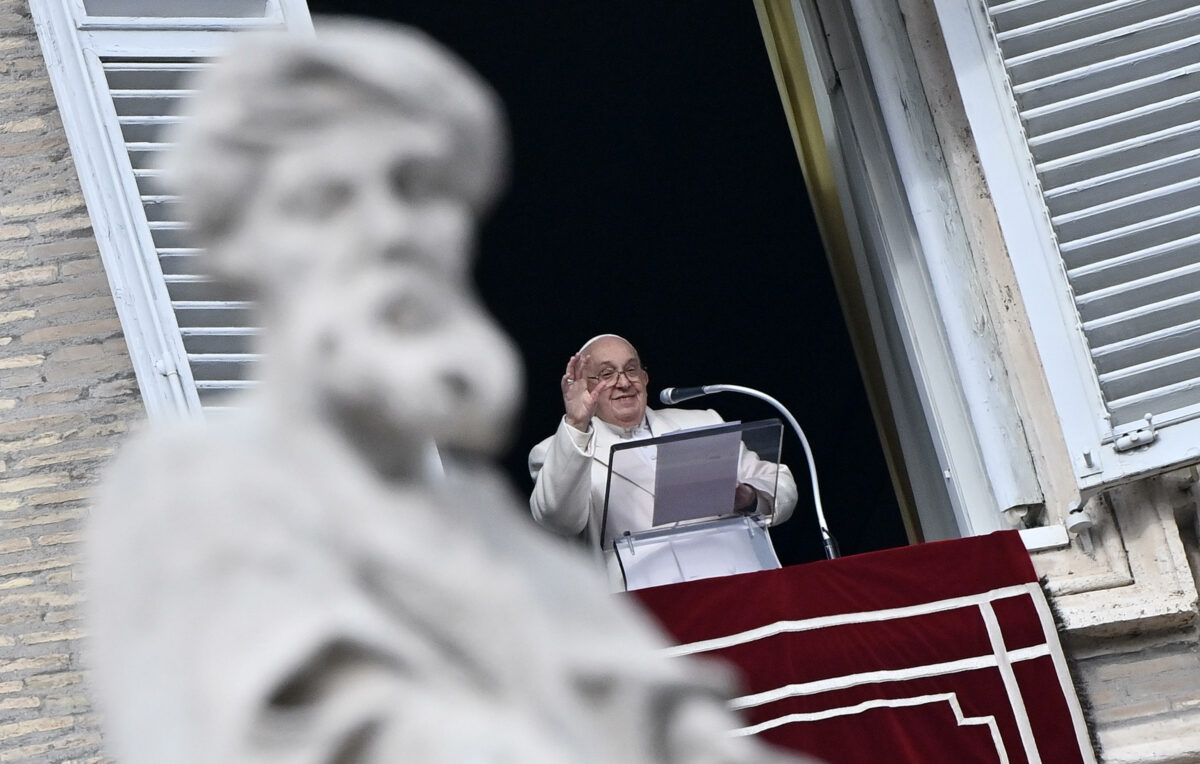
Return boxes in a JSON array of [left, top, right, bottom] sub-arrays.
[[1045, 478, 1200, 638]]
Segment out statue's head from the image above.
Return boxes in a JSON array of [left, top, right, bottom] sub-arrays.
[[166, 19, 521, 457], [164, 18, 509, 293]]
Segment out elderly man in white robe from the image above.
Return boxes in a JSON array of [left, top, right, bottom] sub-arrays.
[[529, 334, 799, 586]]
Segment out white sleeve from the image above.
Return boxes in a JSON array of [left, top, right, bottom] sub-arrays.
[[737, 444, 799, 525], [528, 417, 595, 536]]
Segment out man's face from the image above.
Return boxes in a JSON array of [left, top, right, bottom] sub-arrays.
[[585, 337, 649, 429], [228, 117, 476, 291]]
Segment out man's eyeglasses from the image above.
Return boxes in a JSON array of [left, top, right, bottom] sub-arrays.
[[587, 364, 647, 384]]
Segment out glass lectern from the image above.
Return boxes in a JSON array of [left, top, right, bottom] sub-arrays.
[[602, 419, 785, 591]]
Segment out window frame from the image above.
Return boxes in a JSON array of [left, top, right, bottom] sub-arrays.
[[760, 0, 1047, 539]]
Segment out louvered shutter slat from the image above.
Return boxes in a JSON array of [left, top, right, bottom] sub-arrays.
[[1098, 346, 1200, 395], [1091, 319, 1200, 373], [1014, 36, 1200, 110], [157, 248, 205, 275], [1059, 207, 1200, 267], [1066, 234, 1200, 293], [1075, 264, 1200, 323], [1081, 291, 1200, 347], [1047, 150, 1200, 215], [143, 197, 185, 223], [82, 0, 268, 18], [1104, 375, 1200, 415], [126, 147, 171, 170], [997, 0, 1199, 59], [1037, 123, 1200, 189], [179, 328, 260, 356], [1024, 69, 1200, 144], [1005, 19, 1200, 85], [1051, 171, 1200, 230]]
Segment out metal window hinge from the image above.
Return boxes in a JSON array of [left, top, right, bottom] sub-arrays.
[[1113, 414, 1157, 452], [155, 358, 179, 378]]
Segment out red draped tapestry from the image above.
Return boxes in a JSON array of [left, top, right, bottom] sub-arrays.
[[633, 531, 1095, 763]]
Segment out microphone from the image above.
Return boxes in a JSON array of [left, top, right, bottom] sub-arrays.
[[659, 386, 710, 405], [657, 383, 839, 560]]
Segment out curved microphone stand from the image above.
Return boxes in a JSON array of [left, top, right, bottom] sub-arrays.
[[660, 384, 838, 560]]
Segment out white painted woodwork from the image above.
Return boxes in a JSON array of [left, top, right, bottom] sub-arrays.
[[30, 0, 312, 418]]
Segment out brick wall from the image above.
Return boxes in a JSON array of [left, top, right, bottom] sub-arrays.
[[0, 2, 143, 760], [1069, 632, 1200, 762]]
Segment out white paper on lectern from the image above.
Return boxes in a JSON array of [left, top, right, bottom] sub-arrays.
[[651, 429, 742, 526]]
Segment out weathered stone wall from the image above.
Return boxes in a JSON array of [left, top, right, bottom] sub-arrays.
[[1057, 478, 1200, 764], [0, 1, 143, 760]]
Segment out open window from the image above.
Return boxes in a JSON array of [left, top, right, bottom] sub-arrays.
[[758, 0, 1200, 539], [757, 0, 1046, 540]]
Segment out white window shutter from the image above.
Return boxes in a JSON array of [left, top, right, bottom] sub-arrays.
[[991, 0, 1200, 432], [934, 0, 1200, 494], [30, 0, 312, 419]]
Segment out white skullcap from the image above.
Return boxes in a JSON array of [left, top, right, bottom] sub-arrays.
[[577, 334, 635, 355]]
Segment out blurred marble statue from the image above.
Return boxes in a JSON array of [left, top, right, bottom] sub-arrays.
[[86, 18, 809, 764]]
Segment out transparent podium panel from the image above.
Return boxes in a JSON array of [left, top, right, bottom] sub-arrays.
[[616, 516, 780, 591], [602, 419, 785, 590]]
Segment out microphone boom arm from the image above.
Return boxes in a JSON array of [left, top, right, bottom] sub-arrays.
[[662, 384, 838, 560]]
